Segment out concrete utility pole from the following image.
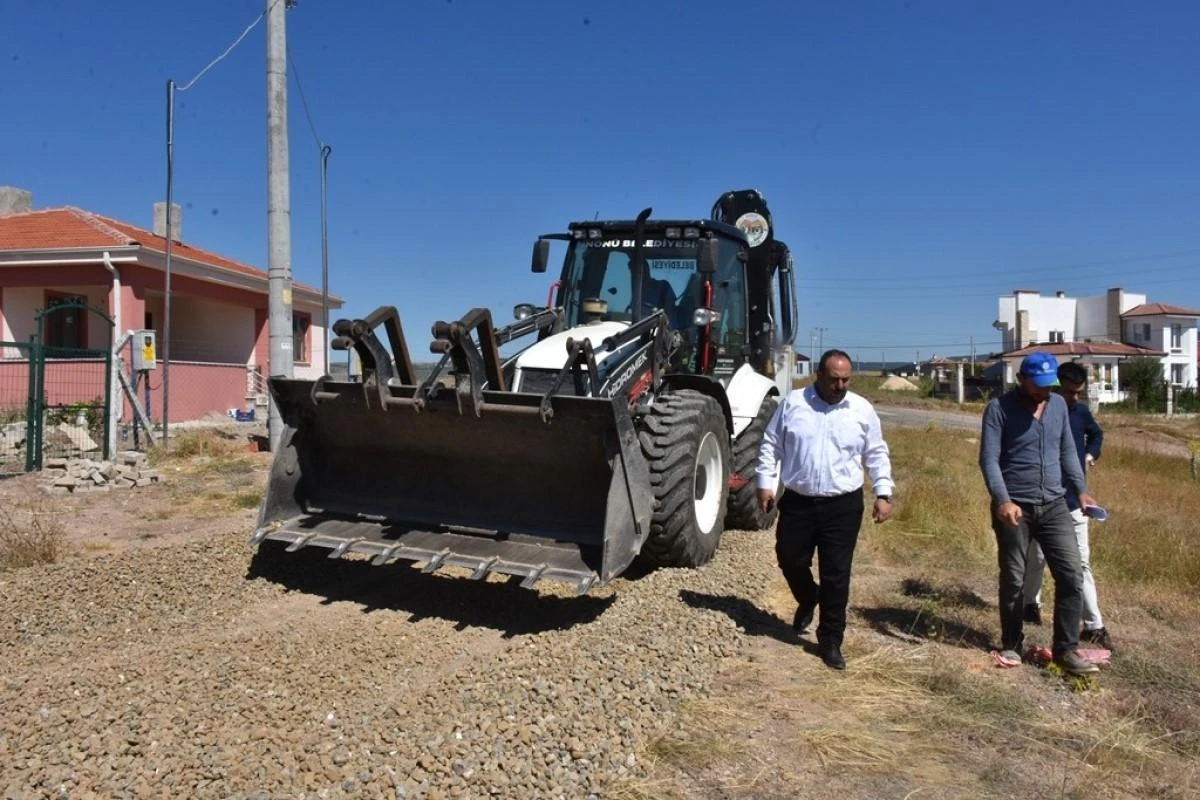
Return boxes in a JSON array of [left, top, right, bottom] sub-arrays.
[[266, 0, 294, 450]]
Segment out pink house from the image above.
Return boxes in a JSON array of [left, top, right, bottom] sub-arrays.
[[0, 187, 343, 424]]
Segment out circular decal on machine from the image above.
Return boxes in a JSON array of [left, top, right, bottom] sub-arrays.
[[734, 212, 770, 247]]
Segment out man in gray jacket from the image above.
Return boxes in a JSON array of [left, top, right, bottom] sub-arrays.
[[979, 351, 1102, 676]]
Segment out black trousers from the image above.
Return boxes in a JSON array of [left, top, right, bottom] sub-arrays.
[[775, 489, 865, 648]]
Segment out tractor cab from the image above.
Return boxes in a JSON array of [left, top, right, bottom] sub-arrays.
[[533, 219, 751, 379]]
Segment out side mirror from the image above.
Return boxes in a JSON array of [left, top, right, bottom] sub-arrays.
[[531, 239, 550, 273], [513, 303, 536, 321], [697, 238, 718, 275]]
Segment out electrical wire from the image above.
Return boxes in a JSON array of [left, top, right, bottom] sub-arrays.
[[288, 51, 324, 148], [177, 0, 284, 92]]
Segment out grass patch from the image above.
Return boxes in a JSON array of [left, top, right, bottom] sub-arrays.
[[634, 413, 1200, 798], [153, 429, 247, 460], [646, 698, 751, 767], [231, 490, 263, 510], [0, 497, 65, 570], [869, 427, 995, 572]]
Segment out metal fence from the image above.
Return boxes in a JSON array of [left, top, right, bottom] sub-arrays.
[[0, 302, 115, 473], [0, 341, 37, 473]]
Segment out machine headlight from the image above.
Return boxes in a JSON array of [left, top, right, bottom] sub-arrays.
[[588, 228, 602, 239], [693, 308, 722, 326], [572, 229, 585, 239], [665, 227, 681, 239], [683, 227, 700, 238]]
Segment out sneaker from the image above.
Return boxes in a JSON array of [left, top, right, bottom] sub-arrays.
[[1023, 603, 1043, 625], [1055, 649, 1100, 676], [1081, 627, 1115, 652], [997, 649, 1022, 666]]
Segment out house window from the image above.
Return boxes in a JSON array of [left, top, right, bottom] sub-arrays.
[[1049, 330, 1065, 344], [292, 313, 311, 364], [1170, 324, 1182, 352], [42, 292, 87, 351], [1171, 364, 1185, 386], [1142, 323, 1151, 342]]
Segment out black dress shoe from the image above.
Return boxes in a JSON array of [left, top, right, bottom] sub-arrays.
[[818, 644, 846, 670], [793, 599, 817, 635]]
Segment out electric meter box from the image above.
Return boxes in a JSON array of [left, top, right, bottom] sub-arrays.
[[132, 330, 158, 371]]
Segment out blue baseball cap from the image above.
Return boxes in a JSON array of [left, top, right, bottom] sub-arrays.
[[1019, 352, 1060, 387]]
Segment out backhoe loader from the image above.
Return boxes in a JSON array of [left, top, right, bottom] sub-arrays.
[[250, 189, 798, 594]]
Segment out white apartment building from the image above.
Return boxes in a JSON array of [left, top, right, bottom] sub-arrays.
[[994, 288, 1199, 403]]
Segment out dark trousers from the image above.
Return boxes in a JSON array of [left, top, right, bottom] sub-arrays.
[[992, 498, 1083, 657], [775, 489, 864, 648]]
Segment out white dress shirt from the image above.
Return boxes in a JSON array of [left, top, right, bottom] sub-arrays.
[[755, 386, 894, 498]]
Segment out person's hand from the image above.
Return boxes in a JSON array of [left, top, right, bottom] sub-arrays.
[[872, 497, 893, 523], [996, 501, 1023, 527], [1079, 493, 1099, 511], [1085, 454, 1096, 469], [757, 489, 775, 513]]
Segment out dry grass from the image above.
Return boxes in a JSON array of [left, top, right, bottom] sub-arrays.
[[149, 429, 259, 476], [0, 496, 65, 570], [628, 421, 1200, 798], [648, 698, 752, 765]]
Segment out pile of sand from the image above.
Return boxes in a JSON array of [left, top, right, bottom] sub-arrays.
[[880, 375, 920, 391]]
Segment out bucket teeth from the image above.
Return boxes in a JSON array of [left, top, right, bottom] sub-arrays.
[[253, 518, 605, 593], [286, 533, 317, 552], [372, 543, 403, 566], [328, 538, 363, 559], [519, 565, 548, 590], [469, 557, 499, 580], [421, 550, 451, 574]]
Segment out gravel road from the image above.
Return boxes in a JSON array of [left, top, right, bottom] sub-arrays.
[[874, 404, 981, 432], [0, 521, 776, 799]]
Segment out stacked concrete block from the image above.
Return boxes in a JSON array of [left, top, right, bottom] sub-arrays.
[[40, 451, 163, 495]]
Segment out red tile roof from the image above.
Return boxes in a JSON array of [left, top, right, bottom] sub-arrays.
[[0, 207, 130, 249], [1122, 302, 1200, 318], [1005, 341, 1164, 357], [0, 206, 333, 298]]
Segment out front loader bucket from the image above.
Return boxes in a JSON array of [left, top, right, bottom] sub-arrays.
[[251, 378, 653, 594]]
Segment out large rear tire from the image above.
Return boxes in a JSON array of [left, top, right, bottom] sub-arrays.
[[637, 390, 731, 568], [725, 396, 780, 531]]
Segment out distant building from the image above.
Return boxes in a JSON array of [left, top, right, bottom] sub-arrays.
[[993, 287, 1198, 403]]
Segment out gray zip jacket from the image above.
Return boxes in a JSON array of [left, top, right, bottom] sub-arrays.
[[979, 389, 1087, 506]]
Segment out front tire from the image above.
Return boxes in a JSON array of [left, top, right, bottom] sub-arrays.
[[725, 396, 780, 531], [637, 390, 731, 568]]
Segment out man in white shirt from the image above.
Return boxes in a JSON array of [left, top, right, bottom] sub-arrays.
[[755, 350, 895, 670]]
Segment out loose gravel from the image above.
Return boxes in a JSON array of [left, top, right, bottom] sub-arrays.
[[0, 525, 778, 799]]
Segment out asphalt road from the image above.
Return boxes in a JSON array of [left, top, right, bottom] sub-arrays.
[[874, 403, 982, 432]]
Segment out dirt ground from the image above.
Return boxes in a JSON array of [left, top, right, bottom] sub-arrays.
[[3, 423, 1197, 799]]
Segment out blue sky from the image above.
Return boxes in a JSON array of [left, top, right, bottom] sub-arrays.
[[3, 0, 1198, 366]]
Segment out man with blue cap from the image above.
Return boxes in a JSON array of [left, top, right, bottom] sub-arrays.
[[979, 350, 1102, 676]]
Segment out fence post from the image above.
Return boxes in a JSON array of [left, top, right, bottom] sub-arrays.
[[23, 337, 38, 473], [105, 337, 116, 460], [29, 335, 44, 471]]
